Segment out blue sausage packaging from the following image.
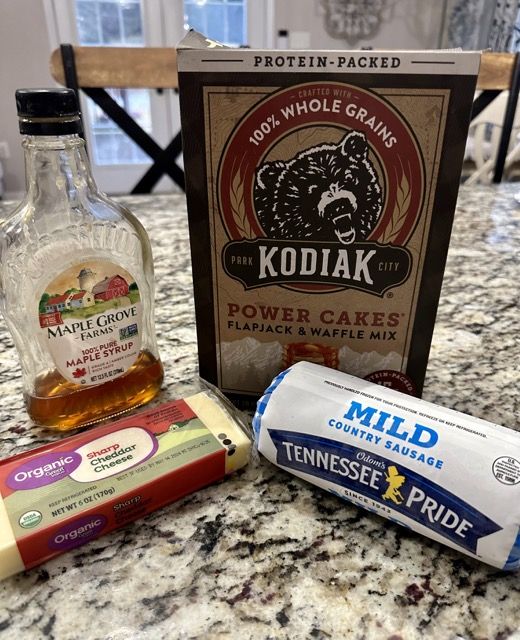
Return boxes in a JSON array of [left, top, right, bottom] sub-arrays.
[[253, 361, 520, 569]]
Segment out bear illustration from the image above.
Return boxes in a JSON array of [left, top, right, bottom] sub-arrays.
[[254, 130, 383, 244]]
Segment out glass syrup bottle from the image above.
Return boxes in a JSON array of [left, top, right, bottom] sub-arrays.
[[0, 88, 164, 430]]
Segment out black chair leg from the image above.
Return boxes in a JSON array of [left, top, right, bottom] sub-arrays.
[[493, 52, 520, 183], [131, 133, 184, 194], [59, 43, 185, 192], [83, 88, 185, 191], [471, 89, 501, 120], [60, 43, 87, 145]]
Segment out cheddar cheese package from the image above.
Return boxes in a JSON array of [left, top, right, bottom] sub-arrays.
[[0, 390, 251, 579]]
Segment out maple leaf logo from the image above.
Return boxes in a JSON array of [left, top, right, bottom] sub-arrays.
[[72, 367, 87, 379]]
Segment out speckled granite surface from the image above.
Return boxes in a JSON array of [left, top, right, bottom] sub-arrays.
[[0, 185, 519, 640]]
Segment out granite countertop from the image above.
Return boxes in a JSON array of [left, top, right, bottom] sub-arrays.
[[0, 184, 519, 640]]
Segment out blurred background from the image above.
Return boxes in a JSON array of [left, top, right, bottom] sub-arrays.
[[1, 0, 519, 198]]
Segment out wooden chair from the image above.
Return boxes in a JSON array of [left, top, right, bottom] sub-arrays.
[[50, 47, 520, 190], [471, 51, 520, 183], [50, 44, 184, 193]]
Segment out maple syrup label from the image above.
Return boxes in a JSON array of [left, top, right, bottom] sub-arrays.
[[38, 260, 143, 385]]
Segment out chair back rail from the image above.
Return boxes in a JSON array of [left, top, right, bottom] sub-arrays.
[[50, 47, 512, 91], [50, 47, 178, 89], [50, 45, 182, 193], [478, 51, 515, 91], [471, 52, 520, 183], [49, 47, 518, 188]]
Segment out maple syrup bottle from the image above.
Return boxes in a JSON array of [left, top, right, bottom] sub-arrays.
[[0, 89, 164, 430]]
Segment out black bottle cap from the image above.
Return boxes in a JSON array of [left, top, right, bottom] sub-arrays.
[[16, 88, 83, 135]]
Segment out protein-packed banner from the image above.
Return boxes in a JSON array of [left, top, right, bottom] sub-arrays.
[[177, 31, 480, 405]]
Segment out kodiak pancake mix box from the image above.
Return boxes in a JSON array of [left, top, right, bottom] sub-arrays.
[[177, 31, 480, 406]]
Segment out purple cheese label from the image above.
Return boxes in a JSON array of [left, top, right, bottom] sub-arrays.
[[6, 452, 82, 490], [48, 514, 107, 551]]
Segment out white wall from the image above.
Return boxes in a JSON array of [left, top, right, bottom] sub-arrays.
[[273, 0, 445, 50], [0, 1, 55, 198]]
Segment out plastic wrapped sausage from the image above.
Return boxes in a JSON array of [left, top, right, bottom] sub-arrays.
[[253, 361, 520, 570]]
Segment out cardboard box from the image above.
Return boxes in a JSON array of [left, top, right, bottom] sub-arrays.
[[177, 31, 480, 406]]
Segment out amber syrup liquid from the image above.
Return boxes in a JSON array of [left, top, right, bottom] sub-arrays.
[[25, 350, 163, 430]]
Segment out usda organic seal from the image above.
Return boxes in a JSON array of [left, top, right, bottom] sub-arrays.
[[19, 510, 42, 529]]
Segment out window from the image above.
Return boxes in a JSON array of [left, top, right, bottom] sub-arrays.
[[47, 0, 267, 192], [76, 0, 144, 46], [184, 0, 247, 47], [75, 0, 152, 165]]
